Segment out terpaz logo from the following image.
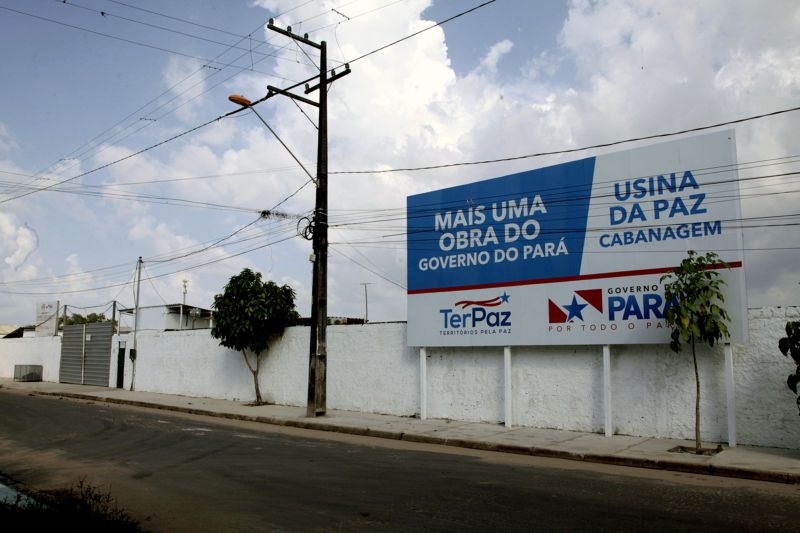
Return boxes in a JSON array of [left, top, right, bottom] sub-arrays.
[[548, 289, 603, 323], [440, 292, 511, 330]]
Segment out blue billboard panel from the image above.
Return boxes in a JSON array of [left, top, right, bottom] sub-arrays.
[[407, 158, 596, 292]]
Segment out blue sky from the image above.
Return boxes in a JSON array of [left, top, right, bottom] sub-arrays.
[[1, 0, 799, 326]]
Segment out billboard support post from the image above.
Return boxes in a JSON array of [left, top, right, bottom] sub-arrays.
[[724, 343, 737, 447], [504, 346, 512, 428], [603, 345, 612, 437], [419, 347, 427, 420]]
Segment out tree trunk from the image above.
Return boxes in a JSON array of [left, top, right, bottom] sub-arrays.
[[251, 367, 262, 405], [691, 337, 701, 453], [241, 350, 263, 405]]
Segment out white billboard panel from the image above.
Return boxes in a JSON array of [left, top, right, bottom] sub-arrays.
[[35, 300, 59, 337], [406, 131, 747, 346]]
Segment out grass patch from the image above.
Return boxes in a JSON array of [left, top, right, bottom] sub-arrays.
[[0, 479, 145, 531]]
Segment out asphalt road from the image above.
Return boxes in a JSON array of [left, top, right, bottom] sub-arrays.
[[0, 390, 797, 532]]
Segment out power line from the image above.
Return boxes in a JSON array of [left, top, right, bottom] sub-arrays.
[[0, 5, 286, 75], [346, 0, 496, 66], [0, 164, 306, 190], [147, 214, 265, 264], [0, 217, 302, 290], [65, 0, 376, 167], [141, 263, 169, 305], [328, 169, 800, 233], [65, 300, 116, 311], [330, 105, 800, 175], [9, 0, 333, 190], [330, 245, 406, 289], [0, 112, 233, 205], [61, 1, 314, 66], [106, 0, 313, 42], [0, 0, 506, 207], [0, 179, 265, 213], [0, 233, 300, 296]]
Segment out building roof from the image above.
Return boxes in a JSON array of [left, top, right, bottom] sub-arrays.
[[0, 324, 18, 337], [2, 325, 35, 338], [119, 304, 212, 317]]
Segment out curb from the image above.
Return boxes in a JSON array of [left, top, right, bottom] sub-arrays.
[[32, 390, 800, 485]]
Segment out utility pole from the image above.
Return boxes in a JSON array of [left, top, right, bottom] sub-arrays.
[[360, 283, 372, 323], [266, 20, 350, 417], [111, 300, 117, 334], [180, 279, 188, 330], [53, 300, 60, 337], [131, 256, 142, 391]]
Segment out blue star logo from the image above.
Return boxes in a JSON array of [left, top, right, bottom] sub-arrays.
[[500, 292, 510, 303], [562, 295, 587, 322]]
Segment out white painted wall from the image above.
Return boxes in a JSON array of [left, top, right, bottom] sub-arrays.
[[4, 309, 800, 449], [0, 336, 61, 382], [734, 307, 800, 449]]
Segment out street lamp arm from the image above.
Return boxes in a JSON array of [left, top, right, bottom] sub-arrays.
[[249, 107, 315, 183], [227, 94, 315, 183]]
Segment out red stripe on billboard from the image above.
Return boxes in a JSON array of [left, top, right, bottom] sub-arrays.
[[407, 261, 743, 295]]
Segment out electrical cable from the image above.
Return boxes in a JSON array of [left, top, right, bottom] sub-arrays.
[[329, 107, 800, 175], [0, 109, 241, 205], [147, 214, 265, 264], [61, 1, 316, 67], [345, 0, 496, 66], [106, 0, 313, 42], [0, 0, 521, 207], [0, 233, 300, 296], [141, 263, 169, 305], [329, 245, 406, 289], [10, 0, 334, 191], [0, 5, 283, 74]]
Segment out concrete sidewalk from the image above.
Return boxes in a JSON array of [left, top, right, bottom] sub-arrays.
[[2, 378, 799, 484]]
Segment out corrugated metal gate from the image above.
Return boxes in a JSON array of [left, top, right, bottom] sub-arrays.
[[59, 322, 113, 386]]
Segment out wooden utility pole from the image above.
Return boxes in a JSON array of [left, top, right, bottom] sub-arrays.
[[308, 39, 329, 417], [131, 256, 142, 391], [266, 20, 350, 417], [360, 283, 372, 323]]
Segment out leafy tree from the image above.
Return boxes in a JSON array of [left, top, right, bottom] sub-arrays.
[[211, 268, 299, 405], [661, 251, 731, 453], [59, 313, 108, 329], [778, 321, 800, 415]]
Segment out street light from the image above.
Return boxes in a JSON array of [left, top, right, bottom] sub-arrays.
[[227, 90, 327, 417], [228, 94, 252, 107]]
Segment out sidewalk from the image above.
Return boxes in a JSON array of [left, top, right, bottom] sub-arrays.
[[2, 378, 798, 484]]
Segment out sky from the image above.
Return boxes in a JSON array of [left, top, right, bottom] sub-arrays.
[[0, 0, 799, 327]]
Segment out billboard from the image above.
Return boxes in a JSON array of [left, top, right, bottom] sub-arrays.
[[35, 300, 59, 337], [407, 130, 747, 346]]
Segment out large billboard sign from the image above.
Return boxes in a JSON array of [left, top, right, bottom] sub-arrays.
[[407, 130, 747, 346], [35, 300, 59, 337]]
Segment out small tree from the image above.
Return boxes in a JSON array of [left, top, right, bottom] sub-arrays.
[[661, 251, 731, 453], [59, 312, 108, 330], [211, 268, 299, 405], [778, 321, 800, 415]]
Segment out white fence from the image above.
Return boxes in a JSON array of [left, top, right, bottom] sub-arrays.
[[2, 308, 799, 449]]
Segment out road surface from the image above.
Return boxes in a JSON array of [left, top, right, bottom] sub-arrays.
[[0, 390, 797, 532]]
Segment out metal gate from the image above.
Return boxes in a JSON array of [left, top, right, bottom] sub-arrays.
[[59, 322, 113, 386]]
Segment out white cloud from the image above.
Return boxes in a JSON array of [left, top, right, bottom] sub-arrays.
[[0, 121, 18, 154], [4, 0, 800, 324], [162, 57, 208, 124], [479, 39, 513, 73], [3, 222, 38, 271]]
